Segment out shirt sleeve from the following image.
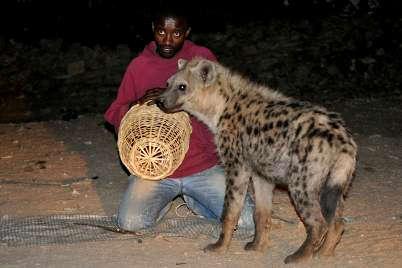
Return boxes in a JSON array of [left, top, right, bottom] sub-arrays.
[[104, 61, 138, 133], [198, 47, 218, 62]]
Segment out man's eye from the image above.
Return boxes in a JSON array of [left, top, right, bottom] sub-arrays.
[[178, 84, 186, 91], [158, 29, 165, 35], [174, 31, 181, 37]]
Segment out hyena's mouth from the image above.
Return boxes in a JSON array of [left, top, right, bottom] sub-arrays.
[[156, 100, 184, 114]]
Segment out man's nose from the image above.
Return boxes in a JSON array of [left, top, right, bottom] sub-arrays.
[[163, 34, 173, 45]]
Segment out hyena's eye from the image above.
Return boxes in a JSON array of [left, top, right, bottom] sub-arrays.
[[178, 84, 187, 91]]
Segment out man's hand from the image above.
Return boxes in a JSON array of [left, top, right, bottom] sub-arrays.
[[129, 87, 165, 108]]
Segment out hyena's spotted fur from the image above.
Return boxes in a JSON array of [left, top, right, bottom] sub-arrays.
[[157, 58, 357, 264]]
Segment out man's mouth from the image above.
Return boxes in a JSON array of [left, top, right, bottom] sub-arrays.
[[161, 47, 174, 53]]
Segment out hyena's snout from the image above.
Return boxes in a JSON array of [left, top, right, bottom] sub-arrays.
[[155, 95, 166, 110], [156, 90, 181, 113]]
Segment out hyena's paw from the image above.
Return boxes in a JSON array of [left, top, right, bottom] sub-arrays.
[[244, 241, 269, 252], [203, 241, 228, 254], [284, 249, 313, 264]]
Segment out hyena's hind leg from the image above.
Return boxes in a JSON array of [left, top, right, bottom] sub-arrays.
[[315, 199, 345, 257], [317, 161, 356, 256], [244, 175, 274, 252], [204, 167, 251, 253], [284, 174, 328, 264], [316, 153, 355, 257]]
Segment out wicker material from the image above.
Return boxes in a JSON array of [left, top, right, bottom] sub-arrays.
[[118, 104, 192, 180]]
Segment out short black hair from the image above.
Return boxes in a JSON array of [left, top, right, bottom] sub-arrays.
[[152, 2, 191, 27]]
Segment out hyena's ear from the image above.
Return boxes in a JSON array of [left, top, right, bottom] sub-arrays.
[[177, 59, 188, 70], [197, 60, 216, 85]]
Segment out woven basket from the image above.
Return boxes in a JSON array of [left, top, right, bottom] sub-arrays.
[[117, 104, 192, 180]]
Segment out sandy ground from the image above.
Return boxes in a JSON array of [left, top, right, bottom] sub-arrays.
[[1, 97, 402, 268]]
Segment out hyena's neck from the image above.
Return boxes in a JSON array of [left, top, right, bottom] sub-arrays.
[[185, 68, 288, 134], [225, 72, 288, 103], [184, 86, 227, 134]]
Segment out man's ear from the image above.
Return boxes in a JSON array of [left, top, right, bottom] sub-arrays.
[[151, 22, 155, 32], [197, 60, 216, 85], [178, 59, 188, 70], [185, 27, 191, 38]]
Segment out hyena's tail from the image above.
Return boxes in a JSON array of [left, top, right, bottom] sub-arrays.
[[319, 152, 356, 223]]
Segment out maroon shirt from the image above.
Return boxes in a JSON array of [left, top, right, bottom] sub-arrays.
[[104, 40, 219, 178]]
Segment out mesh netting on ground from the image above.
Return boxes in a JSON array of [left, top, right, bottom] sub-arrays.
[[0, 215, 255, 247]]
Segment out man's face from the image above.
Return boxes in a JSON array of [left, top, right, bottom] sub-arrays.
[[153, 16, 190, 59]]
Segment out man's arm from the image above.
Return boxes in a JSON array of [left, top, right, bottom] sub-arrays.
[[104, 64, 138, 133]]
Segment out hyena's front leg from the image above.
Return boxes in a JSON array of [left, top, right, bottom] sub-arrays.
[[245, 176, 274, 252], [204, 167, 250, 253]]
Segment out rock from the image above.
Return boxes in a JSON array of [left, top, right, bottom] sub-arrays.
[[67, 60, 85, 76]]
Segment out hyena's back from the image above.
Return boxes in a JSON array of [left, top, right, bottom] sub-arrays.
[[219, 95, 356, 207], [220, 96, 356, 178]]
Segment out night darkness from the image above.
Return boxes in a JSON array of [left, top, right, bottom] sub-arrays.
[[3, 1, 400, 47], [0, 0, 401, 122]]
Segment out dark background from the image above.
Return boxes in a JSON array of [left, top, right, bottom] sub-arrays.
[[0, 0, 401, 122], [1, 1, 399, 47]]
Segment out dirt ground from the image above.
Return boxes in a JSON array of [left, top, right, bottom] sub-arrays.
[[1, 96, 402, 268]]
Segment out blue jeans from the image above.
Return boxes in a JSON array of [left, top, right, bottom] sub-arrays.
[[117, 165, 255, 231]]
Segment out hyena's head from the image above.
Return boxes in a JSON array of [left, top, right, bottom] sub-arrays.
[[157, 57, 221, 116]]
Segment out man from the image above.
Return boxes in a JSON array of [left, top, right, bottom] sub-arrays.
[[104, 7, 254, 231]]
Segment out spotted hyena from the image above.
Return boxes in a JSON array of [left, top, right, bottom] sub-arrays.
[[157, 57, 357, 264]]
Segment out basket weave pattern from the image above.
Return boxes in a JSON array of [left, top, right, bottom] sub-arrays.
[[118, 104, 192, 180]]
